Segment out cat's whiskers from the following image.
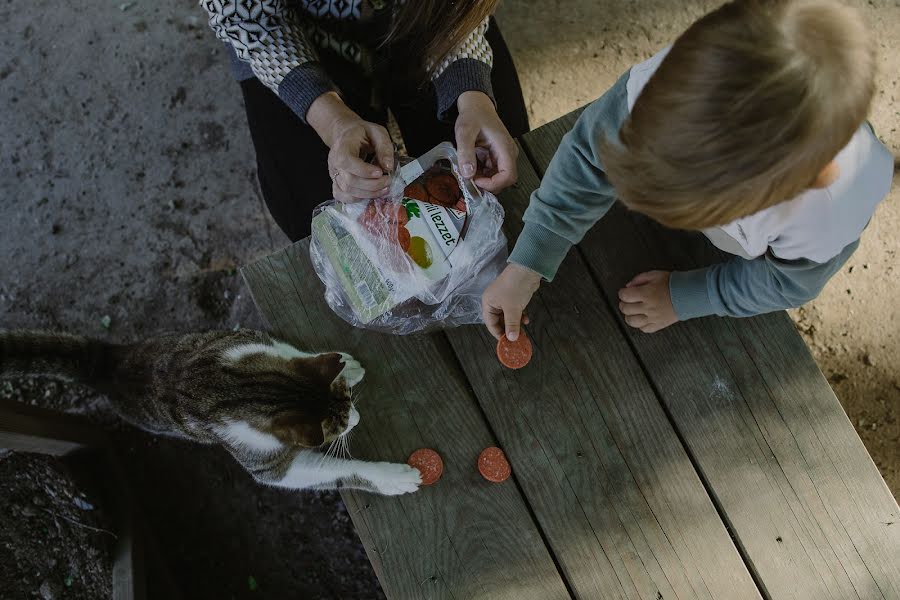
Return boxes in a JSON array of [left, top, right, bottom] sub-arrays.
[[342, 428, 354, 459], [339, 432, 351, 459], [321, 437, 340, 463]]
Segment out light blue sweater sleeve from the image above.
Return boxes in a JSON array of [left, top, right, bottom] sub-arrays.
[[508, 73, 630, 281], [669, 240, 859, 320], [507, 68, 860, 320]]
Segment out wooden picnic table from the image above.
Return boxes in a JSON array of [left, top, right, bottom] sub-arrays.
[[241, 110, 900, 600]]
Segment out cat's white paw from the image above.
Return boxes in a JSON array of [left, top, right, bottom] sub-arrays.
[[371, 463, 422, 496], [337, 353, 365, 388]]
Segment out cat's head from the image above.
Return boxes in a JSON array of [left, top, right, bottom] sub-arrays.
[[222, 349, 363, 449]]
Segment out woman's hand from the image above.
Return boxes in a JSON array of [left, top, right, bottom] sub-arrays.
[[455, 91, 518, 193], [482, 263, 541, 341], [307, 92, 394, 203]]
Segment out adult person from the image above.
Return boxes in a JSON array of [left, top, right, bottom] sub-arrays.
[[201, 0, 529, 241]]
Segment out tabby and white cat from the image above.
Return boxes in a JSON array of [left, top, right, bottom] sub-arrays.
[[0, 329, 421, 495]]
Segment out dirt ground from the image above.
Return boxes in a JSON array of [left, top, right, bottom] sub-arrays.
[[0, 452, 114, 600], [0, 0, 897, 598]]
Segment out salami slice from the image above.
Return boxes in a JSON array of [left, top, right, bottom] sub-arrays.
[[407, 448, 443, 485], [496, 332, 533, 369], [425, 173, 460, 207], [478, 447, 511, 483], [397, 225, 411, 252], [403, 182, 430, 203]]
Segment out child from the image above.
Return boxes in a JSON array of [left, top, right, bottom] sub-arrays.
[[482, 0, 893, 340]]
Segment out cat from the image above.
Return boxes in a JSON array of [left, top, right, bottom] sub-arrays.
[[0, 329, 421, 495]]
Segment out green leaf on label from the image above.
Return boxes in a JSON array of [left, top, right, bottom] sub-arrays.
[[248, 576, 258, 592], [405, 201, 421, 220]]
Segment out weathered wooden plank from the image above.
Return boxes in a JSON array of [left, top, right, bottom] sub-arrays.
[[0, 399, 107, 455], [111, 518, 144, 600], [522, 111, 900, 599], [241, 242, 571, 600], [444, 149, 761, 599], [105, 449, 147, 600], [64, 446, 153, 600]]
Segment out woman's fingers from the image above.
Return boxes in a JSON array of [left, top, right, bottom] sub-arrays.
[[332, 183, 358, 204], [473, 141, 518, 192], [329, 135, 391, 201], [333, 169, 391, 193], [455, 122, 480, 179], [363, 123, 395, 173], [333, 152, 385, 179]]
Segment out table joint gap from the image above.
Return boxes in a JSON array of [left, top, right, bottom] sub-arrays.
[[571, 242, 774, 599], [437, 331, 577, 599]]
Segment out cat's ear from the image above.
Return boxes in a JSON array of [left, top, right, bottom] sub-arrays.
[[271, 414, 326, 448], [290, 352, 344, 385]]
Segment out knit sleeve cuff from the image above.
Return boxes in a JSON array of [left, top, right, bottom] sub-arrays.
[[669, 268, 717, 321], [432, 58, 495, 122], [508, 222, 574, 282], [277, 63, 340, 124]]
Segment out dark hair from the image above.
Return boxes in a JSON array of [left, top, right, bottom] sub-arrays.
[[388, 0, 500, 79]]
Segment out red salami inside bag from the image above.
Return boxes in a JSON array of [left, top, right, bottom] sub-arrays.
[[310, 143, 508, 334]]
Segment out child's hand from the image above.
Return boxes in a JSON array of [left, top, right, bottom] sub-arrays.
[[482, 264, 542, 341], [617, 271, 678, 333]]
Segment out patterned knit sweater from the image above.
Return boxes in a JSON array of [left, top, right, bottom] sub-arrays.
[[200, 0, 495, 123]]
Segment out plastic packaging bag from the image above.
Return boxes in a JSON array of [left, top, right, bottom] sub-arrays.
[[310, 142, 508, 334]]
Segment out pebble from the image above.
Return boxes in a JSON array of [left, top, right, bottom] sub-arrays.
[[73, 497, 94, 511], [39, 581, 52, 600], [863, 353, 876, 367]]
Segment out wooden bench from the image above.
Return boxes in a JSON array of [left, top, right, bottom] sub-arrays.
[[242, 110, 900, 599]]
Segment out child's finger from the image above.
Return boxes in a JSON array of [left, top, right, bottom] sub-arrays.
[[503, 306, 523, 341], [618, 287, 645, 303], [626, 271, 657, 287], [624, 314, 649, 328], [619, 301, 645, 316], [483, 307, 505, 340]]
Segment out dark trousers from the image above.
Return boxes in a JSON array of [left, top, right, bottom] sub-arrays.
[[239, 19, 530, 242]]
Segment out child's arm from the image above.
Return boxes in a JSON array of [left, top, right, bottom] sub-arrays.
[[482, 74, 631, 340], [669, 240, 859, 319], [619, 240, 859, 332], [508, 73, 631, 280]]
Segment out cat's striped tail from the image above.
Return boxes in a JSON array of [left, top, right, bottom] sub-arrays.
[[0, 330, 121, 385]]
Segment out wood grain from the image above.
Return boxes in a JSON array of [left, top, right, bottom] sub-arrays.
[[522, 109, 900, 599], [0, 399, 107, 455], [444, 150, 761, 599], [242, 241, 570, 600]]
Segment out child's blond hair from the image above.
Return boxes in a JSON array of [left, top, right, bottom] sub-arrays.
[[601, 0, 876, 230]]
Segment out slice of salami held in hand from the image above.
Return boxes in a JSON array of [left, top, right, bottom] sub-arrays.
[[478, 447, 511, 483], [496, 332, 533, 369], [407, 448, 443, 485]]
